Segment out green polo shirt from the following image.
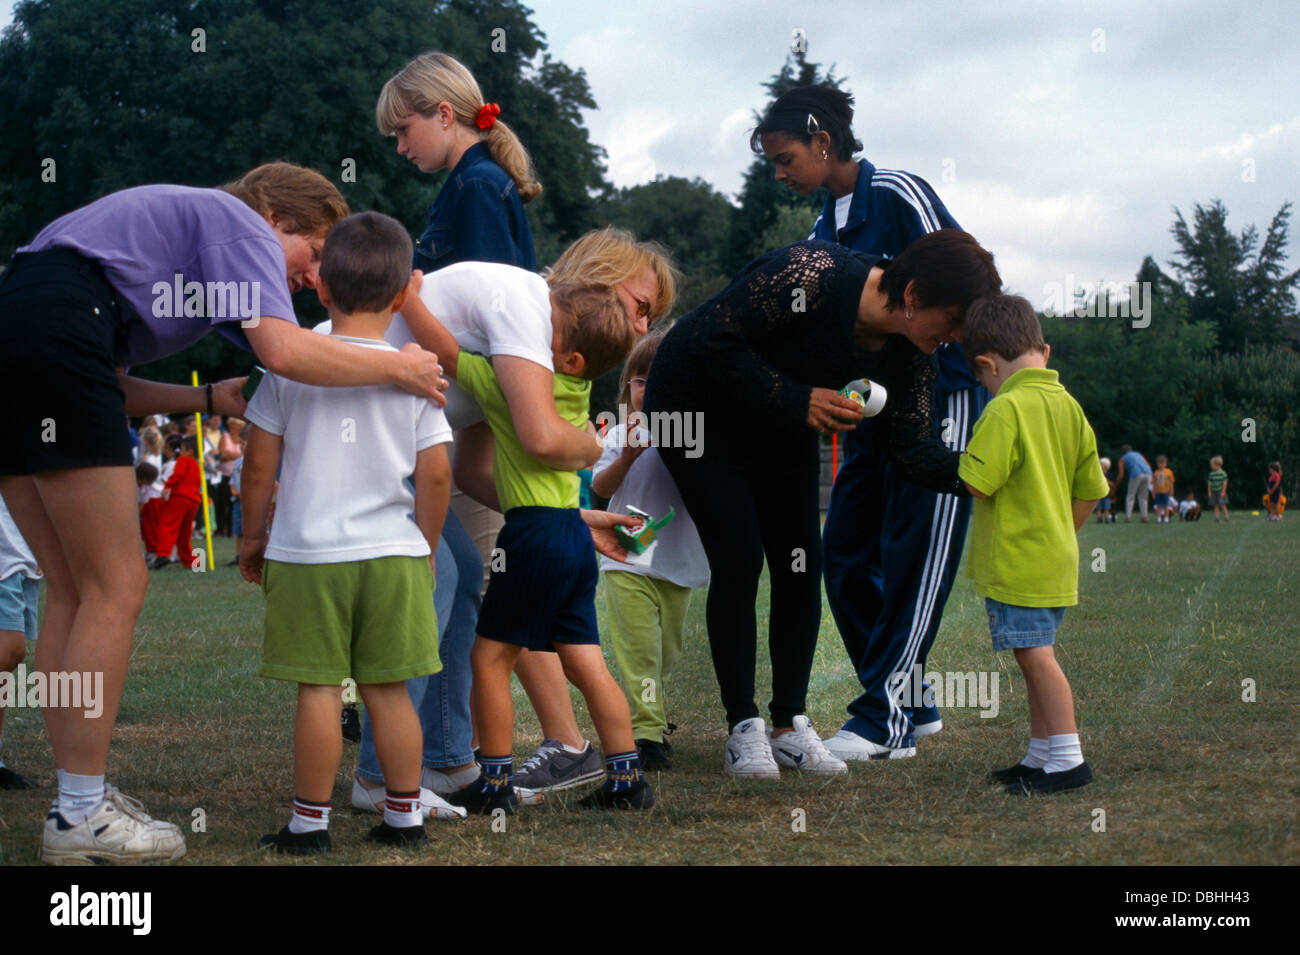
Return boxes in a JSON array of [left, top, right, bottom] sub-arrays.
[[958, 367, 1109, 607], [457, 351, 590, 512]]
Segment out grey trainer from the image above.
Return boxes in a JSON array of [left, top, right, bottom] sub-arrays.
[[511, 739, 604, 792]]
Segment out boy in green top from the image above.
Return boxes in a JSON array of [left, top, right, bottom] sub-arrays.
[[957, 295, 1109, 795], [1207, 456, 1230, 521], [415, 280, 653, 811]]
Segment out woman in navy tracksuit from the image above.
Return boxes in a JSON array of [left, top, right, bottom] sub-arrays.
[[755, 85, 989, 759]]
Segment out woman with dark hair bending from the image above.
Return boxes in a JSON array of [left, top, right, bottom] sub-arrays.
[[644, 232, 1000, 780]]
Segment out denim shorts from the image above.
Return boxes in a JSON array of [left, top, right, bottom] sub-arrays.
[[985, 597, 1065, 651], [0, 573, 40, 641]]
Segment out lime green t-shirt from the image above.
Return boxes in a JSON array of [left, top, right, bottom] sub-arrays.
[[457, 351, 590, 512], [957, 368, 1109, 607]]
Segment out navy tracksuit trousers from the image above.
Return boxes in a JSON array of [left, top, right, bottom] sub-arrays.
[[823, 360, 987, 749]]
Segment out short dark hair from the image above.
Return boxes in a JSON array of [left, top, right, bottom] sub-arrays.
[[319, 211, 413, 315], [750, 85, 863, 160], [552, 282, 636, 381], [135, 462, 159, 484], [962, 295, 1046, 369], [879, 229, 1001, 314]]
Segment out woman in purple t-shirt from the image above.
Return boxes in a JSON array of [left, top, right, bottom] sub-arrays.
[[0, 162, 445, 865]]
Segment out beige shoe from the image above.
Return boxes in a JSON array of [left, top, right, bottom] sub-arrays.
[[42, 785, 186, 865]]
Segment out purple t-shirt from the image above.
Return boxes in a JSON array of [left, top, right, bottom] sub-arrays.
[[20, 185, 297, 365]]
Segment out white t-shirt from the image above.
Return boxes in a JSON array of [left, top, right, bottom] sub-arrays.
[[833, 193, 854, 236], [317, 262, 554, 430], [244, 335, 453, 564], [1178, 498, 1197, 515], [0, 496, 40, 581], [594, 424, 709, 588], [142, 452, 165, 500]]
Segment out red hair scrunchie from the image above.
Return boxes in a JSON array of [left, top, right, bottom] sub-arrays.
[[476, 103, 501, 130]]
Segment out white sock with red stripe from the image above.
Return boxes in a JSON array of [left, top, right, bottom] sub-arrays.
[[288, 796, 330, 834], [383, 789, 422, 828]]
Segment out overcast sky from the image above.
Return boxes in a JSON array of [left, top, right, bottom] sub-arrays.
[[2, 1, 1296, 305], [527, 0, 1300, 305]]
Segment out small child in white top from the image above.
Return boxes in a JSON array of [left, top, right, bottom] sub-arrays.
[[239, 212, 454, 854], [592, 334, 709, 768]]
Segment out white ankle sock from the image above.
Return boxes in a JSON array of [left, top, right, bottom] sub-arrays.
[[383, 791, 423, 829], [57, 769, 106, 823], [1023, 738, 1049, 768], [560, 741, 588, 755], [1045, 733, 1084, 773], [289, 797, 330, 833]]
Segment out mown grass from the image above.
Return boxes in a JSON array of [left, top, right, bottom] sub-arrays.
[[1, 516, 1296, 865]]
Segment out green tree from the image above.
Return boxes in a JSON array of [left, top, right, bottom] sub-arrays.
[[0, 0, 608, 384], [1168, 199, 1300, 352]]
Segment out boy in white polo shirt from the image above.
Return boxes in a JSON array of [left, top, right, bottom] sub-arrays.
[[239, 212, 454, 852]]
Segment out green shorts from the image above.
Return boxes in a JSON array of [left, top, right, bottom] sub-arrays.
[[260, 556, 440, 686]]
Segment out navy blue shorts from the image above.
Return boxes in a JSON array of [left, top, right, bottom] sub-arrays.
[[476, 507, 599, 652]]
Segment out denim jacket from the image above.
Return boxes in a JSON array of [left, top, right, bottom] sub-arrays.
[[413, 142, 537, 273]]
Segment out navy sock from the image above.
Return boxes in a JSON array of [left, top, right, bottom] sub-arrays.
[[605, 751, 643, 792], [479, 755, 512, 792]]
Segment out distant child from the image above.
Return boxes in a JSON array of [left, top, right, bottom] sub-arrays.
[[1151, 455, 1175, 523], [239, 212, 455, 853], [1178, 491, 1201, 521], [415, 279, 651, 811], [152, 435, 202, 569], [1207, 456, 1229, 521], [1095, 456, 1115, 523], [0, 496, 40, 790], [1266, 461, 1283, 520], [591, 334, 709, 770], [957, 296, 1108, 795], [226, 428, 248, 567], [135, 462, 159, 509]]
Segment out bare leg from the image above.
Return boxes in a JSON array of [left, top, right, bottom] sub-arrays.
[[358, 682, 421, 794], [1, 470, 146, 775], [515, 649, 585, 749], [470, 637, 522, 757], [1013, 646, 1076, 738], [555, 644, 635, 756], [293, 684, 344, 803]]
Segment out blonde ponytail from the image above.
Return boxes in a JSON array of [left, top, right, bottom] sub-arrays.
[[376, 51, 542, 204]]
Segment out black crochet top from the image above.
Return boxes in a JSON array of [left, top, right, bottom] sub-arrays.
[[645, 240, 964, 493]]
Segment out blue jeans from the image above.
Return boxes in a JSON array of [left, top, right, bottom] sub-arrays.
[[356, 510, 481, 780]]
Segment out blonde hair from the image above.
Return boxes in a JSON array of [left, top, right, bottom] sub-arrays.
[[550, 282, 636, 381], [617, 333, 662, 408], [1210, 455, 1224, 469], [140, 426, 163, 457], [376, 52, 542, 203], [220, 163, 349, 236], [546, 227, 679, 324]]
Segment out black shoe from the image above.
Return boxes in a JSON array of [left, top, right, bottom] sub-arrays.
[[578, 778, 654, 810], [988, 762, 1039, 783], [662, 721, 677, 755], [0, 765, 37, 790], [258, 826, 331, 855], [635, 739, 672, 770], [1005, 762, 1093, 795], [445, 780, 519, 815], [340, 704, 361, 744], [149, 557, 176, 570], [366, 821, 429, 847], [225, 557, 240, 566]]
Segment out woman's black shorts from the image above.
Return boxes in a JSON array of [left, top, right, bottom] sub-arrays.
[[0, 248, 133, 475]]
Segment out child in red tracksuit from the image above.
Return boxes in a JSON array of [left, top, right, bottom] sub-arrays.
[[153, 435, 202, 569]]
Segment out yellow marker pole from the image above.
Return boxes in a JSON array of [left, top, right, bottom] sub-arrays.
[[191, 371, 215, 571]]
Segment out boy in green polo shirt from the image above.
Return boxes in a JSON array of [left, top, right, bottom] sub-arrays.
[[411, 280, 652, 812], [957, 295, 1109, 795]]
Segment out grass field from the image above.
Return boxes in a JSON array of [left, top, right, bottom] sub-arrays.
[[1, 514, 1296, 866]]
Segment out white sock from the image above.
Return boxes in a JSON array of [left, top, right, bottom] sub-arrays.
[[57, 769, 106, 823], [383, 791, 423, 829], [560, 741, 588, 755], [288, 797, 330, 834], [1023, 738, 1050, 769], [1045, 733, 1084, 773]]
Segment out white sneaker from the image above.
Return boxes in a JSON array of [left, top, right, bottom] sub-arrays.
[[913, 719, 944, 739], [769, 716, 848, 774], [42, 785, 186, 865], [351, 778, 468, 821], [723, 717, 781, 779], [823, 729, 916, 761]]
